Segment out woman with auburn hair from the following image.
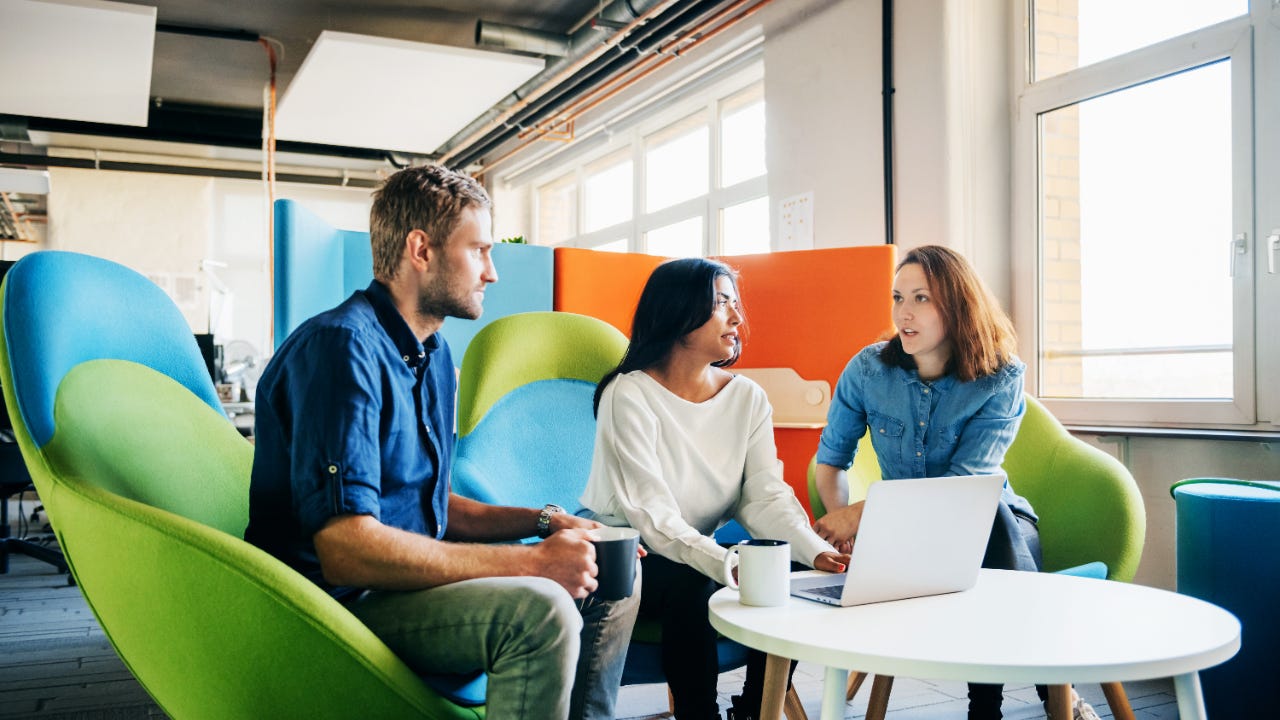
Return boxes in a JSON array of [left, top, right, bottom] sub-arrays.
[[582, 257, 849, 720], [812, 245, 1098, 720]]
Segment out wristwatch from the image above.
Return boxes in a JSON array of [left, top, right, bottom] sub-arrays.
[[536, 503, 564, 539]]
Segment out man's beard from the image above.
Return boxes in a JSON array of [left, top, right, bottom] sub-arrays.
[[417, 267, 482, 321]]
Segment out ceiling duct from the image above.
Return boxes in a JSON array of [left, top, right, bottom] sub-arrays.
[[441, 0, 672, 158], [445, 0, 745, 169], [475, 21, 571, 58]]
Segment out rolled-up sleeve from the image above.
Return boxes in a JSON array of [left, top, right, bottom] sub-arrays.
[[284, 328, 385, 537]]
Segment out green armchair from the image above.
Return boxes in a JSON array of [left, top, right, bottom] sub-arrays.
[[0, 251, 482, 719]]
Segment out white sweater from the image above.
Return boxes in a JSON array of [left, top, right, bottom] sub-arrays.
[[582, 370, 835, 581]]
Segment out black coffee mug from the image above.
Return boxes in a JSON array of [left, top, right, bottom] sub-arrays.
[[590, 527, 640, 601]]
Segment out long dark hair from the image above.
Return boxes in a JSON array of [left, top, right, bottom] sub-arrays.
[[879, 245, 1017, 382], [593, 258, 741, 414]]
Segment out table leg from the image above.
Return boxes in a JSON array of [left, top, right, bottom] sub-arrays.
[[761, 654, 789, 720], [1174, 672, 1208, 720], [821, 666, 849, 720], [1046, 685, 1072, 720]]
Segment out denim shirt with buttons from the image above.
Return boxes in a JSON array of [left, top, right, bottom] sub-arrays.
[[247, 281, 455, 601], [816, 341, 1035, 520]]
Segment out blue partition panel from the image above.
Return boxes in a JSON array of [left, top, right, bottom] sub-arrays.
[[273, 201, 552, 362], [437, 243, 553, 361], [273, 199, 372, 350]]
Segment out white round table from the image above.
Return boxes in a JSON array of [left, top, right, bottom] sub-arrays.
[[708, 569, 1240, 720]]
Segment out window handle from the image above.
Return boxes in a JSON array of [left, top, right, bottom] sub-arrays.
[[1269, 229, 1279, 275], [1230, 232, 1247, 277]]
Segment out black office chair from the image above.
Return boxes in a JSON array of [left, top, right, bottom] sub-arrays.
[[0, 349, 68, 577], [1, 443, 68, 577]]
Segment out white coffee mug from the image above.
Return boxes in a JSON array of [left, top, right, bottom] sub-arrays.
[[723, 539, 790, 607]]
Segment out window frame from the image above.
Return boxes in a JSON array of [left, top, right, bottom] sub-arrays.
[[530, 68, 767, 257], [1012, 10, 1259, 427]]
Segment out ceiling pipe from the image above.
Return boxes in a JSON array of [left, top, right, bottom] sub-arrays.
[[475, 21, 571, 57], [479, 0, 769, 176], [437, 0, 681, 163], [451, 0, 742, 170], [494, 1, 728, 136]]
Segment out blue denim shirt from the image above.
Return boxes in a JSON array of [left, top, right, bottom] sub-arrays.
[[247, 281, 455, 600], [816, 342, 1035, 520]]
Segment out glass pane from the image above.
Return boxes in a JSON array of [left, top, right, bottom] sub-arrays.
[[1033, 0, 1247, 82], [721, 96, 766, 187], [645, 115, 709, 212], [537, 173, 575, 245], [593, 238, 629, 253], [645, 217, 703, 257], [720, 196, 770, 256], [1038, 61, 1232, 399], [583, 153, 633, 233]]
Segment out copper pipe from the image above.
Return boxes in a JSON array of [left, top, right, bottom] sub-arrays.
[[482, 0, 775, 176], [549, 0, 761, 126], [260, 37, 278, 347], [437, 0, 684, 166]]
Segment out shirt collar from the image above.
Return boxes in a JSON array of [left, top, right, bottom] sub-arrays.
[[363, 280, 436, 368], [900, 366, 957, 393]]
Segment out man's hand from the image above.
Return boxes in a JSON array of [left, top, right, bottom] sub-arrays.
[[532, 528, 599, 598], [813, 500, 865, 555], [813, 551, 851, 574]]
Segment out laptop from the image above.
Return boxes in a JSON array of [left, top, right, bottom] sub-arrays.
[[791, 474, 1005, 606]]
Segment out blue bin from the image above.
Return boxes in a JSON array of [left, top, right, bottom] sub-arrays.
[[1174, 479, 1280, 719]]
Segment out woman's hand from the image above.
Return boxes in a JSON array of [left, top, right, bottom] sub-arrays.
[[813, 500, 865, 552], [553, 513, 602, 533], [813, 551, 850, 574]]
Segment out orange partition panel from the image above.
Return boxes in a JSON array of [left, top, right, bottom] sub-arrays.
[[553, 244, 897, 518], [553, 247, 666, 335], [714, 246, 897, 515]]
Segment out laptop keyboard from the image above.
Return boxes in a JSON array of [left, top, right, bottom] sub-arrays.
[[809, 584, 845, 599]]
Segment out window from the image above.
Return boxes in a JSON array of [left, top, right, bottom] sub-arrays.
[[720, 196, 770, 256], [529, 70, 768, 257], [719, 86, 766, 187], [1015, 1, 1278, 427], [645, 112, 709, 212], [536, 172, 575, 245], [646, 217, 703, 257], [1033, 0, 1247, 81], [582, 151, 633, 234]]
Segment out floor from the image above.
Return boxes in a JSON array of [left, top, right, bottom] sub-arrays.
[[1, 497, 1184, 720]]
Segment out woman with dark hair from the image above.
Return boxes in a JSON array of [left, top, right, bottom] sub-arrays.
[[582, 258, 848, 720], [812, 245, 1097, 720]]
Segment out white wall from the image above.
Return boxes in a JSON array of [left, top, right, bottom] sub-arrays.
[[761, 0, 886, 249], [47, 168, 215, 332], [41, 167, 372, 356]]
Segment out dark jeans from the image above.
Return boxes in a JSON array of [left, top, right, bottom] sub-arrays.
[[969, 509, 1046, 720], [639, 553, 795, 720]]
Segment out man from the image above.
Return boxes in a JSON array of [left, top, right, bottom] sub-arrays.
[[246, 165, 639, 720]]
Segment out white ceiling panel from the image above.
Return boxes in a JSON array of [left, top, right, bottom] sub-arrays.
[[0, 0, 156, 126], [276, 30, 545, 154]]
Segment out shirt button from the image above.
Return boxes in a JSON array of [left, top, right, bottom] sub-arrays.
[[403, 355, 411, 362], [923, 388, 930, 394], [919, 421, 925, 426], [327, 465, 338, 474], [879, 428, 885, 434], [916, 452, 922, 457]]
